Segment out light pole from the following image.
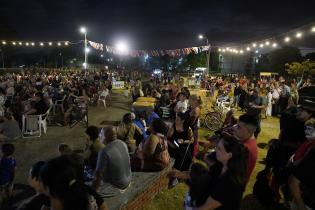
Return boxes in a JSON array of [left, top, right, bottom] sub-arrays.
[[0, 49, 4, 69], [198, 34, 211, 75], [80, 27, 88, 75]]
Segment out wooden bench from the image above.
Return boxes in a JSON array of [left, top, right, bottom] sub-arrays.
[[104, 160, 174, 210]]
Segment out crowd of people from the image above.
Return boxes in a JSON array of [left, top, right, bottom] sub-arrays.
[[0, 69, 314, 210]]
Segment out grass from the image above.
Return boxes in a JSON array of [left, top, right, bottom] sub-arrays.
[[143, 115, 280, 210]]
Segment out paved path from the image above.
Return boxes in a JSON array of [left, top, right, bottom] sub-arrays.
[[9, 90, 131, 209]]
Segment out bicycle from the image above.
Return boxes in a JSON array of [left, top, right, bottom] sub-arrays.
[[202, 97, 231, 131]]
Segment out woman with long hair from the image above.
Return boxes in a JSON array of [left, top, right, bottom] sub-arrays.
[[192, 136, 248, 210], [40, 155, 108, 210], [186, 95, 202, 157], [167, 112, 194, 171]]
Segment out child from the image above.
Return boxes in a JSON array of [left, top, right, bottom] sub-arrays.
[[0, 143, 16, 200]]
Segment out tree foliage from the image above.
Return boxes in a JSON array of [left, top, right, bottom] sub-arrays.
[[285, 60, 315, 76], [269, 46, 302, 74]]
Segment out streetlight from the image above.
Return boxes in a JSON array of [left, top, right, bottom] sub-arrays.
[[80, 26, 88, 74], [116, 41, 129, 69], [198, 34, 211, 74]]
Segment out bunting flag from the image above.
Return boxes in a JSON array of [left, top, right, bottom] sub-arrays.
[[101, 42, 210, 57], [88, 41, 103, 51]]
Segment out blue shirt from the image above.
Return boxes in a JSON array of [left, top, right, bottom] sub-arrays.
[[133, 120, 149, 140], [146, 112, 160, 125], [0, 156, 16, 185]]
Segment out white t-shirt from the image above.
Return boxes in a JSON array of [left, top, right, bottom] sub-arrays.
[[176, 100, 188, 113]]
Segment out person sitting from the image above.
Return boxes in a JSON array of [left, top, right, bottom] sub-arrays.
[[17, 161, 50, 210], [131, 112, 148, 145], [174, 92, 189, 114], [82, 126, 105, 180], [232, 114, 258, 182], [139, 118, 170, 172], [167, 112, 194, 171], [40, 155, 109, 210], [145, 108, 160, 126], [117, 113, 142, 153], [93, 126, 131, 197], [24, 92, 49, 116], [0, 143, 16, 200], [0, 112, 21, 141]]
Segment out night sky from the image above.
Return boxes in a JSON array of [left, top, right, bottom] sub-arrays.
[[1, 0, 315, 50]]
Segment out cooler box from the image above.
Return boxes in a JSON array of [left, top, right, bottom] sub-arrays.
[[136, 97, 157, 103], [132, 101, 155, 112]]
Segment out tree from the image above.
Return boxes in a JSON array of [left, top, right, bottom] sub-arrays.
[[305, 52, 315, 61], [285, 60, 315, 76], [269, 46, 302, 74]]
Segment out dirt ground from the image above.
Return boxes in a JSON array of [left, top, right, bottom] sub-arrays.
[[8, 90, 131, 209]]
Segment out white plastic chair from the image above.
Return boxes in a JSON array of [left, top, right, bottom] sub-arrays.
[[98, 95, 107, 107], [22, 106, 52, 138], [53, 95, 66, 114]]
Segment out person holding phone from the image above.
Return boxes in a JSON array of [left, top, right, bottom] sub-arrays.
[[167, 112, 194, 171]]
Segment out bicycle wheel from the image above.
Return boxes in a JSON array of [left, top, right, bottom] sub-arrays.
[[204, 112, 222, 131]]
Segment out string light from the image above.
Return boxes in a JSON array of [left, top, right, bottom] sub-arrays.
[[65, 41, 69, 46], [240, 50, 244, 54], [31, 42, 35, 46], [296, 32, 302, 38], [2, 41, 6, 45], [272, 43, 278, 47], [12, 42, 16, 45], [222, 49, 226, 52], [252, 43, 257, 47], [57, 42, 61, 46], [284, 37, 290, 42], [246, 47, 251, 51], [218, 48, 222, 52], [312, 27, 315, 32], [259, 44, 264, 48], [25, 42, 29, 46], [265, 41, 270, 46], [48, 42, 52, 46], [40, 42, 44, 46], [19, 42, 22, 45]]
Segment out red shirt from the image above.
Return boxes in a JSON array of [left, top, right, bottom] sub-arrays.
[[242, 138, 258, 182]]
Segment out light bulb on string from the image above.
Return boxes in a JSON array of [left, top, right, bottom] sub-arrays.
[[25, 42, 29, 46], [259, 44, 264, 48], [295, 32, 302, 38], [12, 42, 16, 45], [2, 41, 6, 45], [252, 43, 257, 47], [31, 42, 35, 46], [240, 50, 244, 54], [222, 49, 226, 52], [312, 27, 315, 32], [40, 42, 44, 46], [272, 43, 278, 48], [65, 41, 69, 46], [19, 42, 22, 45], [246, 47, 251, 51], [284, 37, 290, 42], [218, 48, 222, 52], [48, 42, 52, 46], [265, 41, 270, 46]]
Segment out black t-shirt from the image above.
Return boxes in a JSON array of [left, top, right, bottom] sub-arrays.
[[18, 193, 50, 210], [34, 100, 48, 115], [292, 148, 315, 209], [209, 173, 244, 210], [246, 95, 263, 117]]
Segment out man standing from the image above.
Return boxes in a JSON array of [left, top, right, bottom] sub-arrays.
[[232, 114, 258, 181], [246, 89, 264, 138], [93, 126, 131, 197]]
